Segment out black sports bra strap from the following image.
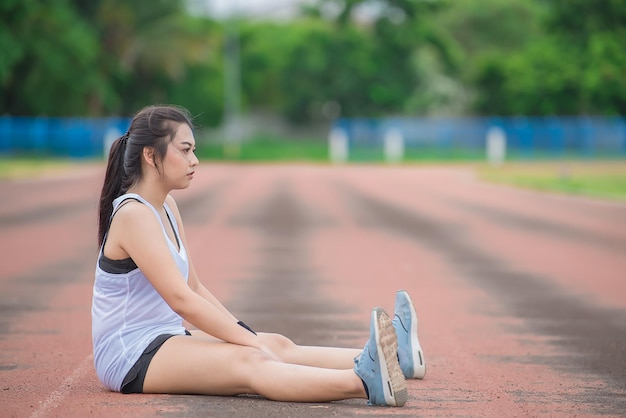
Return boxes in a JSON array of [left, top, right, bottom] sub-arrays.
[[101, 197, 142, 249], [164, 208, 180, 249]]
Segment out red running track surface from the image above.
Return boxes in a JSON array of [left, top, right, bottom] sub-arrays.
[[1, 164, 625, 417]]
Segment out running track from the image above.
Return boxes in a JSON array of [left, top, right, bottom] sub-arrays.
[[1, 164, 625, 417]]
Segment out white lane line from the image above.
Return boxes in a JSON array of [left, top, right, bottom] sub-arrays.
[[30, 354, 93, 418]]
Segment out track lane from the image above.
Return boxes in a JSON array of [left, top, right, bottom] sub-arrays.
[[1, 164, 624, 417]]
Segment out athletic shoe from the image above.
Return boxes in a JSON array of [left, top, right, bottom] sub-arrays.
[[393, 290, 426, 379], [354, 308, 408, 407]]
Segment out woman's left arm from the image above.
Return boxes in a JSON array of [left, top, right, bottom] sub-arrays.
[[166, 195, 238, 321]]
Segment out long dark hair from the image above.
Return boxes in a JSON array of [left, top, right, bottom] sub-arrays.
[[98, 105, 194, 246]]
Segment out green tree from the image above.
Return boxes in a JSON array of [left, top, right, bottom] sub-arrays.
[[239, 19, 380, 123], [164, 16, 225, 128], [546, 0, 626, 114], [254, 0, 459, 121], [474, 38, 582, 115], [545, 0, 626, 41], [324, 0, 457, 114], [0, 0, 221, 116], [70, 0, 216, 115], [276, 21, 380, 122], [436, 0, 543, 60], [471, 0, 626, 115], [431, 0, 544, 115], [0, 1, 103, 116], [239, 21, 290, 112]]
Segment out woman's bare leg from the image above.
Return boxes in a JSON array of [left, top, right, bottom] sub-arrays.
[[142, 335, 366, 402], [256, 332, 361, 369], [189, 329, 361, 370]]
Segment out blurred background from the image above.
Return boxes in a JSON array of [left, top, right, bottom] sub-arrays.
[[2, 3, 626, 415], [1, 0, 625, 198]]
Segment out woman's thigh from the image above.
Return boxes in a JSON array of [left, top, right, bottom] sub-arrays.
[[142, 335, 267, 395]]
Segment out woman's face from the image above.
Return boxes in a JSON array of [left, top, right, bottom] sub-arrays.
[[162, 123, 198, 189]]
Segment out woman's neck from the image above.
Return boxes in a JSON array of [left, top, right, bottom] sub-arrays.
[[126, 181, 169, 209]]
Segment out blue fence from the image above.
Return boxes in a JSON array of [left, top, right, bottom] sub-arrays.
[[1, 115, 625, 159], [333, 116, 626, 159], [0, 116, 131, 158]]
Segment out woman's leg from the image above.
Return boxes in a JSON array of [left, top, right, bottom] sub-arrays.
[[257, 332, 362, 369], [189, 329, 361, 370], [142, 335, 366, 402]]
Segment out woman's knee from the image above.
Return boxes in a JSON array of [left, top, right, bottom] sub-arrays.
[[258, 333, 296, 354], [240, 345, 273, 368]]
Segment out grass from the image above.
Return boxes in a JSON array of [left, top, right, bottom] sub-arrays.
[[197, 137, 488, 163], [196, 135, 626, 201], [0, 156, 81, 180], [476, 160, 626, 201], [3, 137, 626, 202], [197, 135, 329, 162]]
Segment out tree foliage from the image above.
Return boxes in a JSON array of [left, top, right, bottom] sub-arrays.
[[0, 0, 623, 120], [0, 1, 102, 115], [469, 0, 626, 115]]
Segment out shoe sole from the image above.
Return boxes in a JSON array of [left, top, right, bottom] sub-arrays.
[[399, 291, 426, 379], [373, 308, 408, 407]]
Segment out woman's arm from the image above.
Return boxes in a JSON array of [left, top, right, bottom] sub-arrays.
[[188, 262, 238, 321], [165, 195, 239, 321], [112, 201, 259, 348]]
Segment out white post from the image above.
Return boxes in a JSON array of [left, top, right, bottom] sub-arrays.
[[486, 126, 506, 166], [329, 127, 348, 164], [103, 127, 121, 159], [384, 128, 404, 163]]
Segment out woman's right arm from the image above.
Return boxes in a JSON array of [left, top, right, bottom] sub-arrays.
[[164, 195, 239, 322], [110, 203, 263, 350]]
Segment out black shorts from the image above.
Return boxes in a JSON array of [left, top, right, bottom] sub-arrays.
[[121, 330, 191, 394]]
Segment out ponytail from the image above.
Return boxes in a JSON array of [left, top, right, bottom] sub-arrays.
[[97, 134, 129, 246]]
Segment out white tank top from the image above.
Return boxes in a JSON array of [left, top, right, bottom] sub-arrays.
[[92, 193, 189, 392]]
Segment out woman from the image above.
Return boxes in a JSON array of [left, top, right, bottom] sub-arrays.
[[92, 105, 425, 406]]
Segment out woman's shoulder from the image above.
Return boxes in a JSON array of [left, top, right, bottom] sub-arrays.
[[109, 201, 165, 244], [105, 198, 160, 251], [113, 198, 154, 224]]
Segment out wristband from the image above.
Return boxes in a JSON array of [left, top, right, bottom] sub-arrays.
[[237, 320, 257, 335]]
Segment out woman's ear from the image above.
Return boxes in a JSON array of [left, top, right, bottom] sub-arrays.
[[142, 146, 156, 168]]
